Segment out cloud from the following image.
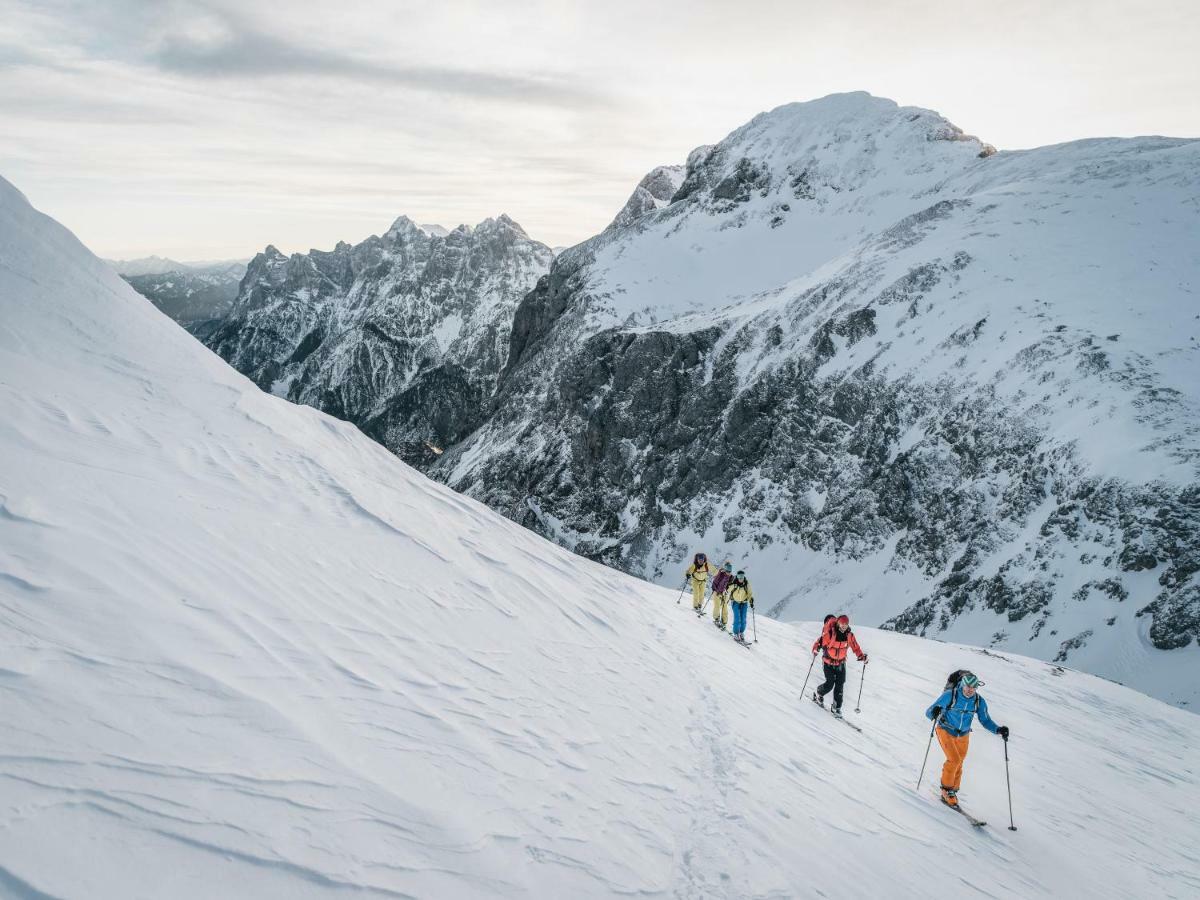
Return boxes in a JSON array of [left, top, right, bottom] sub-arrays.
[[147, 12, 606, 108]]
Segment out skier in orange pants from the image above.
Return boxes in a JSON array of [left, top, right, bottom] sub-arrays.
[[925, 671, 1009, 806]]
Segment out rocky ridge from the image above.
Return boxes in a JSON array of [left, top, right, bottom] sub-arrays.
[[203, 216, 553, 465]]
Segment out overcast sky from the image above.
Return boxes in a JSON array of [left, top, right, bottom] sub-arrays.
[[2, 0, 1197, 259]]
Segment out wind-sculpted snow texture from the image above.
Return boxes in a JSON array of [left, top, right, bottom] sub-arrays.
[[439, 93, 1200, 708], [203, 215, 552, 465], [4, 173, 1200, 898]]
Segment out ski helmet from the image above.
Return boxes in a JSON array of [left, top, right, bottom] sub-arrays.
[[735, 570, 746, 583], [695, 552, 707, 563], [723, 561, 733, 572], [836, 614, 850, 628], [960, 671, 983, 689]]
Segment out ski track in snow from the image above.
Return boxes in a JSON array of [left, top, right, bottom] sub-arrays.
[[2, 175, 1200, 897]]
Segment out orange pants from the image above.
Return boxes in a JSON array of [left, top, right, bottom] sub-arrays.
[[936, 728, 971, 791]]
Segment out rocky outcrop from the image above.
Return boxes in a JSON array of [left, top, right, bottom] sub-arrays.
[[607, 165, 685, 230], [202, 216, 552, 466]]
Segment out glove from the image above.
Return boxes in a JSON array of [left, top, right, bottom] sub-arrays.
[[859, 654, 868, 663], [750, 599, 755, 608], [997, 725, 1010, 741], [930, 706, 943, 720], [812, 648, 820, 657]]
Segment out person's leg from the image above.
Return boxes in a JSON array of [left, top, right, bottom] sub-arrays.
[[712, 591, 724, 625], [816, 663, 836, 698], [692, 579, 704, 610], [733, 601, 746, 635], [832, 665, 847, 708], [936, 729, 970, 804], [948, 733, 970, 791]]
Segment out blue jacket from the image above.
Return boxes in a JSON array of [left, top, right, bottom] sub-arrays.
[[926, 688, 999, 737]]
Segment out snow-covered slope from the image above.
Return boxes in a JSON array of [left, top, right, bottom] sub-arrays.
[[437, 93, 1200, 706], [4, 176, 1200, 897]]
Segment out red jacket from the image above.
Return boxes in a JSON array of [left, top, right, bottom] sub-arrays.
[[813, 620, 865, 665]]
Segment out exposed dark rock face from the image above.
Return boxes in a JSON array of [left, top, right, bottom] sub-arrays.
[[608, 165, 685, 231], [201, 217, 552, 466]]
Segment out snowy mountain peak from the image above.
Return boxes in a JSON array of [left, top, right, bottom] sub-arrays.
[[384, 214, 430, 240], [608, 164, 686, 230], [474, 213, 529, 238], [671, 92, 992, 214], [737, 91, 989, 153]]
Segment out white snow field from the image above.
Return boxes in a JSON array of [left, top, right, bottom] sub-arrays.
[[2, 175, 1199, 898]]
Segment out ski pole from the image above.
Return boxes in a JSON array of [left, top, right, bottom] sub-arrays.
[[799, 651, 818, 698], [854, 660, 867, 714], [700, 587, 712, 615], [1004, 736, 1017, 831], [916, 717, 940, 791], [676, 581, 687, 605], [750, 603, 757, 643]]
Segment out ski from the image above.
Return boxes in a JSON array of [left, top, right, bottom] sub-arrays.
[[934, 793, 987, 827], [809, 694, 862, 731], [829, 709, 862, 732]]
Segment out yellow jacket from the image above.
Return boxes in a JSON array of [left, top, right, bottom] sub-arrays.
[[728, 581, 753, 605], [686, 562, 713, 583]]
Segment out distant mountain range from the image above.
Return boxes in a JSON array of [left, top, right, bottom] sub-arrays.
[[107, 257, 248, 329]]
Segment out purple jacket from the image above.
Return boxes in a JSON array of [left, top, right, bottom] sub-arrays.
[[712, 570, 733, 594]]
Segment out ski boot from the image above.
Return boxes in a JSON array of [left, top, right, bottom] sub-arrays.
[[811, 691, 824, 708], [831, 705, 843, 718], [939, 786, 958, 807]]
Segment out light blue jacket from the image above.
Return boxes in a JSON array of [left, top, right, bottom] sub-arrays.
[[926, 688, 999, 737]]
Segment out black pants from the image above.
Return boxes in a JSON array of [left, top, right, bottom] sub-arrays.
[[816, 662, 847, 707]]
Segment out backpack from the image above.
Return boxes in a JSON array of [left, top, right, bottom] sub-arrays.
[[944, 669, 979, 712]]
